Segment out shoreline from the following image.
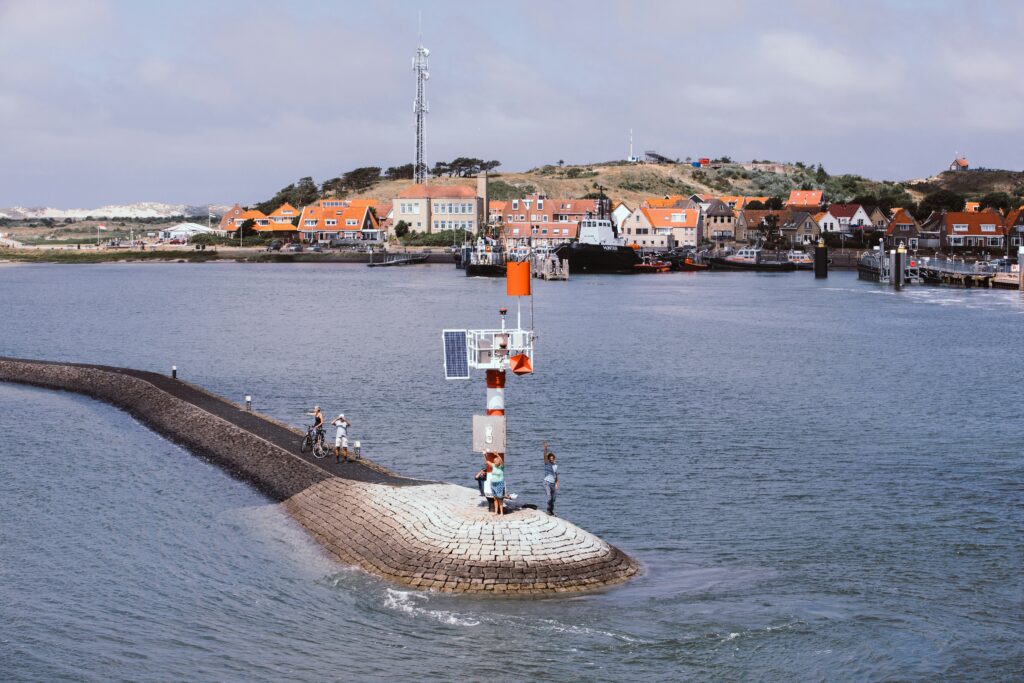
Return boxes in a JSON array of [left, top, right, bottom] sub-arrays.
[[0, 247, 455, 265]]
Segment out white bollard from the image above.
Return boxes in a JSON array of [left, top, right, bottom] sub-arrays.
[[171, 365, 177, 379], [354, 440, 361, 459], [245, 395, 252, 411]]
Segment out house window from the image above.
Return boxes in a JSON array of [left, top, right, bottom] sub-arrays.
[[950, 237, 963, 245], [325, 219, 337, 226], [981, 224, 996, 233], [952, 224, 968, 232], [304, 220, 317, 227], [511, 200, 518, 210], [988, 237, 1002, 246], [346, 219, 358, 226]]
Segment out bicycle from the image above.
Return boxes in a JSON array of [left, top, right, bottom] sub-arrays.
[[301, 425, 328, 459]]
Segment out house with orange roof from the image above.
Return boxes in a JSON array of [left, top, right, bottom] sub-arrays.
[[622, 207, 702, 249], [297, 201, 381, 243], [927, 211, 1005, 251], [964, 201, 980, 213], [393, 184, 482, 234], [223, 208, 269, 233], [883, 209, 922, 249], [949, 155, 969, 172], [642, 195, 688, 209], [785, 189, 824, 210], [719, 195, 770, 211], [498, 195, 608, 245], [488, 200, 509, 225], [502, 221, 579, 246], [736, 209, 785, 243], [218, 203, 244, 233]]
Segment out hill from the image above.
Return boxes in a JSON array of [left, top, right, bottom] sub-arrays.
[[905, 169, 1024, 197]]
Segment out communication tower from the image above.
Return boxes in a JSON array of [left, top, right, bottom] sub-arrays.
[[412, 32, 430, 184]]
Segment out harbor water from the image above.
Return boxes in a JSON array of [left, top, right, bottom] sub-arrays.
[[1, 263, 1022, 681]]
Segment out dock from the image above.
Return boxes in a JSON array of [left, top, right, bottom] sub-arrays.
[[919, 257, 997, 288], [531, 253, 569, 280], [0, 357, 637, 594]]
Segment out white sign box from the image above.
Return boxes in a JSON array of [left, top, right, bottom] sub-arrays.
[[472, 415, 506, 453]]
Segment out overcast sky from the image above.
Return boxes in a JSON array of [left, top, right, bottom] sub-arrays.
[[2, 0, 1022, 207]]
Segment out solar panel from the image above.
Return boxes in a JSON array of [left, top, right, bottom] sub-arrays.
[[442, 329, 470, 380]]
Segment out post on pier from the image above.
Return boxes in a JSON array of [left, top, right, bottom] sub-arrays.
[[814, 238, 828, 279]]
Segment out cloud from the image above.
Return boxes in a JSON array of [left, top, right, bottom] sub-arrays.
[[0, 0, 1022, 206]]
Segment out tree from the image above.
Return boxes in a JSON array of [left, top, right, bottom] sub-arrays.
[[979, 191, 1013, 213], [765, 196, 784, 210], [342, 166, 382, 192], [557, 159, 564, 167], [385, 164, 414, 180], [394, 220, 410, 238], [745, 199, 766, 210], [431, 161, 450, 177], [759, 214, 783, 247], [239, 218, 257, 238], [815, 164, 829, 183], [916, 189, 965, 219]]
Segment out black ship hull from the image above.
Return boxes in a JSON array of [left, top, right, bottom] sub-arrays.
[[465, 263, 506, 277], [707, 258, 798, 272], [555, 243, 641, 273]]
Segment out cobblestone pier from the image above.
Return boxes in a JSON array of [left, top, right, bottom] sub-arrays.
[[0, 357, 638, 594]]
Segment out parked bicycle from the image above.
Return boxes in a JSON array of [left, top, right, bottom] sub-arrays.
[[301, 424, 328, 459]]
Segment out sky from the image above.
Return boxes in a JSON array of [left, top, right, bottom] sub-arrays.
[[1, 0, 1022, 207]]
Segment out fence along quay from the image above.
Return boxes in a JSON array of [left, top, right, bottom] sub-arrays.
[[0, 358, 637, 594]]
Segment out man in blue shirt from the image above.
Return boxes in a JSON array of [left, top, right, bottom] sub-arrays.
[[543, 441, 559, 516]]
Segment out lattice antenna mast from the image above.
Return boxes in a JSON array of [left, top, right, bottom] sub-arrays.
[[412, 21, 430, 184]]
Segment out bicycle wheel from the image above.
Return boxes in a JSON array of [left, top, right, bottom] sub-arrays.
[[300, 434, 312, 453], [313, 440, 327, 459]]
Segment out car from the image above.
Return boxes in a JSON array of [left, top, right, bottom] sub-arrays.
[[422, 248, 433, 253], [310, 244, 323, 253], [286, 243, 303, 252], [266, 240, 283, 251]]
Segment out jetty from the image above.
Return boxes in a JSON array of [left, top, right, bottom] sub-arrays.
[[0, 357, 638, 594], [531, 252, 569, 281]]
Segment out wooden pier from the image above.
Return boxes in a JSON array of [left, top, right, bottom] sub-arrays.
[[531, 253, 569, 280]]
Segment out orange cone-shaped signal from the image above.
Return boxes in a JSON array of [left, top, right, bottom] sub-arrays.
[[510, 353, 533, 375], [506, 261, 531, 296]]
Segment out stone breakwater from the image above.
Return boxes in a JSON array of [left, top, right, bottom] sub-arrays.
[[0, 358, 638, 594]]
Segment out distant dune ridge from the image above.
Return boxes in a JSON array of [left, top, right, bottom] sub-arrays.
[[3, 162, 1020, 220]]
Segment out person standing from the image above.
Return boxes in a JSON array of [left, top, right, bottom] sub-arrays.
[[543, 441, 559, 516], [490, 454, 506, 516], [307, 406, 325, 447], [331, 413, 351, 463]]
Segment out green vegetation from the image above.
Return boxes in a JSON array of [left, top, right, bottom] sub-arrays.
[[254, 176, 319, 214], [430, 158, 500, 177], [488, 180, 534, 200], [393, 220, 410, 238], [400, 229, 463, 247], [916, 189, 966, 218]]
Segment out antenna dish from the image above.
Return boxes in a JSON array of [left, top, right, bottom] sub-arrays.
[[422, 47, 430, 57], [422, 71, 430, 81]]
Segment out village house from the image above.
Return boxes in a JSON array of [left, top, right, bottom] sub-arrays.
[[642, 195, 688, 209], [735, 209, 784, 243], [926, 211, 1005, 251], [392, 184, 482, 234], [622, 207, 702, 249], [1005, 209, 1024, 248], [718, 195, 770, 211], [502, 221, 579, 246], [779, 210, 819, 245], [611, 201, 632, 230], [704, 199, 736, 243], [964, 201, 981, 213], [218, 204, 244, 232], [785, 189, 824, 210], [222, 208, 270, 234], [949, 155, 969, 172], [297, 200, 381, 243], [818, 203, 871, 234], [864, 206, 889, 232], [883, 209, 922, 249]]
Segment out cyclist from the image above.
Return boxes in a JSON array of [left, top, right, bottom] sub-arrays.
[[331, 413, 352, 463], [307, 406, 325, 447]]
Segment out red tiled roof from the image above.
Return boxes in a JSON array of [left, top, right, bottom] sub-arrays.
[[938, 211, 1004, 236], [640, 207, 700, 228], [826, 203, 862, 219], [786, 190, 823, 207]]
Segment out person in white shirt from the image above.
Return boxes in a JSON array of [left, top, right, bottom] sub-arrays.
[[331, 413, 351, 463]]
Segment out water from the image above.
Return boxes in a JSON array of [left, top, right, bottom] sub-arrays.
[[1, 263, 1022, 681]]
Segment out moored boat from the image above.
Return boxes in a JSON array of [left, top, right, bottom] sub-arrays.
[[707, 244, 797, 272], [554, 218, 641, 274]]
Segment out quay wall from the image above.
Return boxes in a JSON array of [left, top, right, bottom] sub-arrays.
[[0, 358, 638, 594]]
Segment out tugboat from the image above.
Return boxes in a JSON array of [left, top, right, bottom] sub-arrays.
[[553, 186, 641, 274], [464, 237, 507, 277], [707, 242, 797, 272]]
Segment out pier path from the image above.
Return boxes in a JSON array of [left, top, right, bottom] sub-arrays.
[[0, 357, 638, 594]]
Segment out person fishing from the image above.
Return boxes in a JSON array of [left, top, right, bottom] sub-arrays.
[[543, 441, 559, 516]]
